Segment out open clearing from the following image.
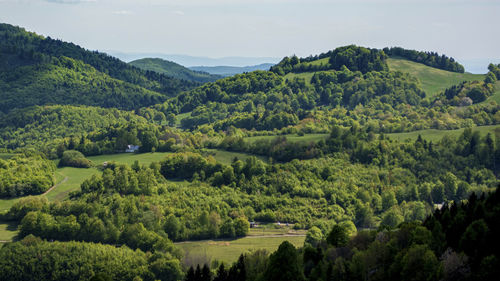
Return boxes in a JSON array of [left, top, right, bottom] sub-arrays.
[[386, 125, 499, 142], [387, 58, 485, 98], [0, 220, 18, 242], [176, 226, 306, 264]]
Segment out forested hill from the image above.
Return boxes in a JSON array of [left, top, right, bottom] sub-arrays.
[[150, 45, 497, 133], [0, 23, 199, 113], [270, 45, 388, 75], [129, 58, 222, 83]]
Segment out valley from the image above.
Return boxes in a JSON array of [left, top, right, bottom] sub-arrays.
[[0, 22, 499, 281]]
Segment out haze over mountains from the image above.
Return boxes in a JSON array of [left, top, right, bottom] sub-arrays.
[[108, 50, 280, 67]]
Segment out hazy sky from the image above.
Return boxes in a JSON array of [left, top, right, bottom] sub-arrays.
[[1, 0, 499, 64]]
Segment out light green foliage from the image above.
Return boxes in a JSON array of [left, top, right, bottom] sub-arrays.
[[304, 226, 323, 247], [0, 236, 182, 281], [0, 152, 55, 198], [59, 150, 93, 168]]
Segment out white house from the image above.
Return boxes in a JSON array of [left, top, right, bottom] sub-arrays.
[[125, 145, 140, 153]]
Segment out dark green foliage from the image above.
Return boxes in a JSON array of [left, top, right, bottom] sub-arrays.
[[59, 150, 93, 168], [0, 56, 168, 113], [225, 189, 498, 281], [384, 46, 465, 73], [326, 224, 349, 247], [130, 58, 222, 83], [0, 23, 198, 113], [264, 241, 304, 281], [0, 151, 55, 198]]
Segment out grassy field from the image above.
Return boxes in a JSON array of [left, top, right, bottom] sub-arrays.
[[387, 58, 485, 98], [87, 152, 172, 167], [284, 72, 316, 85], [0, 220, 19, 242], [386, 125, 499, 142], [302, 57, 329, 67], [245, 133, 329, 144], [176, 226, 306, 264]]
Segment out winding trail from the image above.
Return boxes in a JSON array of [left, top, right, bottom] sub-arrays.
[[42, 176, 68, 196]]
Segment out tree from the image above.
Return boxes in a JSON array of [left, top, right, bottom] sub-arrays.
[[214, 264, 228, 281], [326, 224, 349, 247], [140, 131, 158, 153], [263, 241, 304, 281], [164, 215, 181, 241], [400, 244, 441, 281], [304, 226, 323, 247], [234, 217, 250, 237]]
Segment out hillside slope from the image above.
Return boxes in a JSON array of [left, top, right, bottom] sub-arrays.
[[130, 58, 221, 83], [387, 58, 485, 98], [0, 56, 166, 112], [0, 23, 199, 112]]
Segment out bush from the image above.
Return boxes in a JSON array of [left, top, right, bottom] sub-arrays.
[[59, 150, 93, 168]]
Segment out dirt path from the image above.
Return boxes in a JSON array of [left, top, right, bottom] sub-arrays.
[[175, 234, 306, 244], [42, 176, 68, 196]]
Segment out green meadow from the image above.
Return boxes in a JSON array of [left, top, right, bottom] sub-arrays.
[[177, 226, 306, 264], [387, 58, 485, 98], [385, 125, 499, 142]]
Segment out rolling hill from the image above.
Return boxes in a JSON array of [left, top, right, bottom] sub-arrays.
[[129, 58, 222, 83], [0, 23, 199, 113]]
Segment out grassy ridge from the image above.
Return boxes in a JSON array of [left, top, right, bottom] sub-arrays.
[[387, 58, 485, 98]]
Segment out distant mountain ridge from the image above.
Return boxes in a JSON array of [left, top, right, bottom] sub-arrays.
[[129, 58, 222, 83], [107, 51, 280, 67], [189, 63, 275, 77]]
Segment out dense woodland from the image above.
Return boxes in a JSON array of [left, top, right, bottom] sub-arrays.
[[182, 189, 500, 281], [0, 24, 499, 281], [0, 24, 198, 113], [0, 151, 55, 198]]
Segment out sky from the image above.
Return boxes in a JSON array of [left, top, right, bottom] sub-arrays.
[[0, 0, 499, 71]]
